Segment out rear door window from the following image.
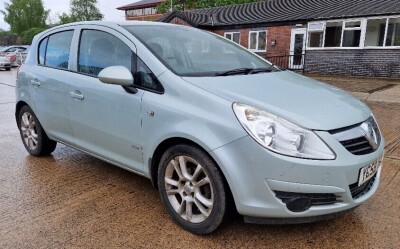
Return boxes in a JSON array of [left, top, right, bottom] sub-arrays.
[[45, 30, 74, 70], [78, 30, 133, 77]]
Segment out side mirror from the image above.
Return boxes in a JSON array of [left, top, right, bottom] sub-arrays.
[[98, 66, 134, 87]]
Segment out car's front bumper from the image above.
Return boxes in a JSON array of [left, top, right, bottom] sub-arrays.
[[210, 132, 384, 220], [0, 62, 11, 68]]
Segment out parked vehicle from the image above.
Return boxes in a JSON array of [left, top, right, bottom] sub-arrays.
[[0, 45, 29, 66], [16, 21, 384, 234], [0, 55, 12, 70]]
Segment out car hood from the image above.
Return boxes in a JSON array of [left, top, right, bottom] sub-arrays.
[[182, 71, 370, 130]]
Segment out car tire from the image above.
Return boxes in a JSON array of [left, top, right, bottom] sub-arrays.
[[158, 144, 228, 234], [6, 67, 11, 71], [18, 105, 57, 156]]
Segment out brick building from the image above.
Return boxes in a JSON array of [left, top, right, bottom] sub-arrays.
[[117, 0, 165, 21], [157, 0, 400, 77]]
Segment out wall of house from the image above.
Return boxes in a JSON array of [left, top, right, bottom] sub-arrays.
[[266, 26, 292, 56], [215, 26, 291, 58], [304, 49, 400, 77]]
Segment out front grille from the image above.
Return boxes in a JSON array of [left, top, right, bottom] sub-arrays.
[[275, 191, 341, 206], [329, 117, 381, 156], [349, 175, 376, 199], [340, 136, 375, 155]]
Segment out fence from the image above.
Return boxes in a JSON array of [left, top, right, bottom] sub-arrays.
[[265, 53, 306, 72]]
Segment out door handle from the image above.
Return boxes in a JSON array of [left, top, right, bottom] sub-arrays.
[[69, 91, 84, 101], [30, 79, 41, 88]]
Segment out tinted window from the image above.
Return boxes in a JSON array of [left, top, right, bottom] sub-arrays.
[[78, 30, 133, 77], [136, 57, 163, 93], [45, 31, 74, 69], [38, 37, 48, 65]]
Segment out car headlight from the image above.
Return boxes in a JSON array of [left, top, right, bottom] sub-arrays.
[[233, 103, 335, 160]]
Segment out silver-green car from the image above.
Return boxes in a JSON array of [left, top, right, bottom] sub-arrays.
[[16, 21, 384, 234]]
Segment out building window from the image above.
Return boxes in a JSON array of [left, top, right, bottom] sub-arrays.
[[126, 7, 157, 17], [324, 22, 342, 47], [224, 32, 240, 44], [308, 16, 400, 49], [342, 21, 362, 47], [307, 22, 324, 47], [365, 19, 387, 47], [308, 20, 363, 48], [386, 17, 400, 46], [249, 31, 267, 51]]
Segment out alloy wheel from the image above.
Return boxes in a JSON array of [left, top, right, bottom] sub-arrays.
[[164, 155, 214, 223], [20, 112, 38, 151]]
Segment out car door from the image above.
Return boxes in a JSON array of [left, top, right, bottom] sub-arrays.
[[28, 29, 76, 144], [67, 27, 144, 172]]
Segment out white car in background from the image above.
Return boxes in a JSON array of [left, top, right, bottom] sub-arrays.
[[0, 45, 30, 66], [0, 55, 12, 70]]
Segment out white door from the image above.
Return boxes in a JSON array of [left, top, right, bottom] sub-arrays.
[[289, 28, 307, 69]]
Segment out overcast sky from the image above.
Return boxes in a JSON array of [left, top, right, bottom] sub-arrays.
[[0, 0, 139, 31]]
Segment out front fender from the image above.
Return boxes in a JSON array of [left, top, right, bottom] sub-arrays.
[[140, 72, 247, 176]]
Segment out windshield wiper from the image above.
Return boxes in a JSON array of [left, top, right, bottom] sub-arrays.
[[248, 67, 273, 74], [216, 68, 253, 76], [216, 67, 273, 76]]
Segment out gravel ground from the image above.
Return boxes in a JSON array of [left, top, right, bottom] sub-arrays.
[[1, 69, 399, 248]]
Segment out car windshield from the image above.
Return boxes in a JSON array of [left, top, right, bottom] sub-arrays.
[[123, 25, 277, 77]]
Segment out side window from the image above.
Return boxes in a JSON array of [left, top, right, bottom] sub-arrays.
[[45, 31, 74, 69], [78, 30, 133, 77], [38, 37, 48, 65], [135, 57, 164, 93]]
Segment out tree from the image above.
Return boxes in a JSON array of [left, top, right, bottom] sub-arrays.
[[0, 30, 19, 45], [1, 0, 48, 35], [59, 0, 103, 24], [157, 0, 263, 13], [58, 12, 77, 25], [20, 27, 45, 44]]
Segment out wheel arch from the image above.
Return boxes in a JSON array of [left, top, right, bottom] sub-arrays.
[[15, 101, 29, 124], [149, 137, 234, 198]]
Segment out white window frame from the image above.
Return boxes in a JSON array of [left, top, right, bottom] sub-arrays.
[[224, 32, 241, 45], [248, 30, 267, 52], [341, 19, 364, 48], [306, 15, 400, 50], [385, 17, 400, 47], [307, 22, 325, 48]]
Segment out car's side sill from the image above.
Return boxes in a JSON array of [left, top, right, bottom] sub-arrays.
[[52, 138, 147, 178]]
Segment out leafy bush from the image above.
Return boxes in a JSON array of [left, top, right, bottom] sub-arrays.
[[0, 31, 19, 46], [21, 27, 46, 45]]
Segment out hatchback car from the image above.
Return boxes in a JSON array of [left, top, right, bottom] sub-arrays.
[[16, 21, 384, 234], [1, 45, 29, 66]]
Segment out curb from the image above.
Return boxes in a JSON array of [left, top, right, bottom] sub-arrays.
[[351, 85, 400, 104]]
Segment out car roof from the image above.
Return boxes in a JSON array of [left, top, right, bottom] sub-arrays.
[[46, 20, 175, 31], [38, 21, 180, 40]]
